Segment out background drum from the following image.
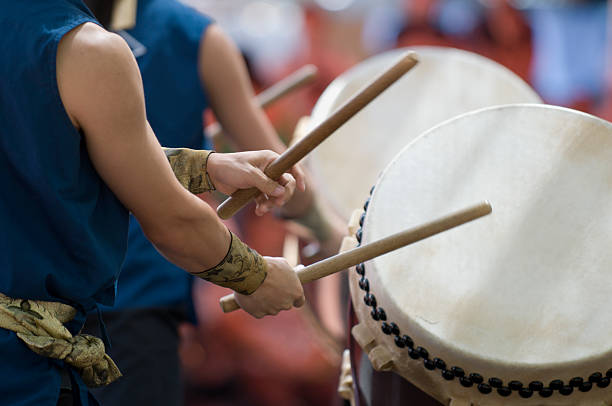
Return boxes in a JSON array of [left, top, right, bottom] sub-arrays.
[[303, 46, 542, 365], [348, 104, 612, 405], [307, 46, 542, 221]]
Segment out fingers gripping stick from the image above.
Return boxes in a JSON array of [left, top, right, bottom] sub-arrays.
[[219, 201, 492, 313], [216, 52, 419, 220]]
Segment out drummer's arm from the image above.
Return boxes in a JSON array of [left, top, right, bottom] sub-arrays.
[[55, 23, 306, 313], [198, 24, 314, 216]]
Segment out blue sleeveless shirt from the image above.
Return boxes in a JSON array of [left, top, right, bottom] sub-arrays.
[[109, 0, 213, 311], [0, 1, 128, 405]]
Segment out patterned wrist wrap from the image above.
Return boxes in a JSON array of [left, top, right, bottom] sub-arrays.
[[0, 293, 121, 387], [191, 232, 267, 295], [163, 147, 215, 194]]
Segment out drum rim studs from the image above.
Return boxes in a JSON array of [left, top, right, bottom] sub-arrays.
[[355, 188, 612, 400]]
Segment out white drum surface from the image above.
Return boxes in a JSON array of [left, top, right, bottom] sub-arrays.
[[309, 47, 542, 220], [355, 104, 612, 404]]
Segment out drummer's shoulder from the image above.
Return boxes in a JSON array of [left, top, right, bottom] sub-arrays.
[[56, 22, 143, 126], [58, 22, 132, 67]]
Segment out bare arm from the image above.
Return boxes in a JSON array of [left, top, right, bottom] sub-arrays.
[[199, 25, 313, 216], [56, 23, 304, 316], [57, 23, 232, 272]]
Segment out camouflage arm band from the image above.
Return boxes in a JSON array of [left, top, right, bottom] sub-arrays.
[[163, 148, 216, 194], [191, 232, 267, 295]]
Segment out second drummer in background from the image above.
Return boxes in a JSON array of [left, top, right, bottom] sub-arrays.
[[81, 0, 346, 405]]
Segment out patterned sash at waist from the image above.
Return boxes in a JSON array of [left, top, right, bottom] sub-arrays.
[[0, 293, 121, 387]]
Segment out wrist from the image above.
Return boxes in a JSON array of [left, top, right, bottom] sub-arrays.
[[191, 232, 268, 295], [163, 147, 216, 194]]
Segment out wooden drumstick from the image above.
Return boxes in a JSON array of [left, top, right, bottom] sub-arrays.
[[205, 65, 318, 141], [255, 64, 318, 107], [219, 201, 492, 313], [216, 52, 419, 220]]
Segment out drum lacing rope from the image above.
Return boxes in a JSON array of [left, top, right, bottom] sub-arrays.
[[355, 185, 612, 399]]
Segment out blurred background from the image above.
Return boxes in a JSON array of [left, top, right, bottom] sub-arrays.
[[176, 1, 611, 405]]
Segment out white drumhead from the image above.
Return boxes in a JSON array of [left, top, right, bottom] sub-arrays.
[[309, 47, 541, 219], [352, 104, 612, 404]]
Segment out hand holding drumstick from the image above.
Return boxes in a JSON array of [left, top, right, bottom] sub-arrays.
[[220, 201, 492, 313], [217, 52, 420, 219]]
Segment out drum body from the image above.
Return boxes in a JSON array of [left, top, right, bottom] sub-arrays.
[[349, 104, 612, 405], [308, 46, 541, 220]]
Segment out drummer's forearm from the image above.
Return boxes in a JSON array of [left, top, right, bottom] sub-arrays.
[[199, 24, 285, 153], [198, 25, 320, 218]]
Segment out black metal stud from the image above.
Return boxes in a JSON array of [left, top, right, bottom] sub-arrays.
[[460, 376, 473, 388], [359, 277, 369, 292], [478, 383, 492, 394], [433, 358, 446, 370], [469, 373, 483, 384], [359, 212, 366, 227], [589, 372, 603, 383], [607, 368, 612, 379], [402, 335, 414, 348], [376, 308, 387, 321], [518, 388, 533, 398], [370, 185, 375, 195], [497, 387, 511, 397], [441, 370, 455, 381], [381, 322, 392, 335], [509, 381, 523, 391], [407, 347, 420, 360], [488, 377, 502, 388], [416, 347, 429, 359], [356, 228, 362, 243], [394, 335, 405, 348], [355, 263, 365, 275], [363, 198, 370, 211], [549, 379, 563, 390], [451, 366, 465, 378], [579, 382, 592, 392], [539, 388, 553, 398], [370, 308, 379, 321], [364, 293, 376, 308], [597, 377, 610, 388], [529, 381, 543, 392], [424, 359, 436, 371], [559, 385, 573, 396], [389, 322, 399, 335], [569, 377, 583, 387]]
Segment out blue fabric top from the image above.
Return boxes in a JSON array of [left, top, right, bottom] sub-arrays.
[[109, 0, 213, 311], [526, 1, 608, 105], [0, 0, 128, 404]]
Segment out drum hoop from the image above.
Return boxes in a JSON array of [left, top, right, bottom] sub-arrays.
[[352, 183, 612, 400]]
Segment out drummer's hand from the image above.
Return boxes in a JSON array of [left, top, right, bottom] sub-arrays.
[[207, 151, 306, 216], [235, 256, 305, 318]]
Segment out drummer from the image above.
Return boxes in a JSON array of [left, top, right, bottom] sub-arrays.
[[0, 1, 307, 405], [80, 0, 345, 405]]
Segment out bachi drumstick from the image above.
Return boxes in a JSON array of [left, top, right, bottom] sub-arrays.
[[219, 201, 492, 313], [216, 52, 419, 220], [205, 64, 318, 142]]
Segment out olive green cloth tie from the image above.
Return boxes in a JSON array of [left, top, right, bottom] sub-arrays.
[[0, 293, 121, 387]]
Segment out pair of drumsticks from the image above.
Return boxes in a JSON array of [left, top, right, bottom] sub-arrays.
[[215, 52, 492, 313]]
